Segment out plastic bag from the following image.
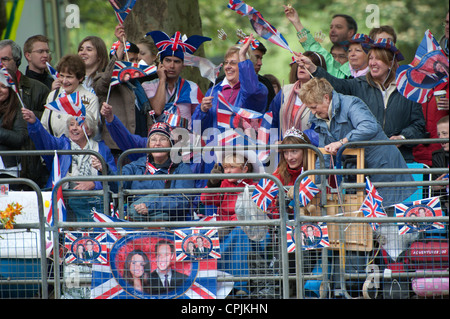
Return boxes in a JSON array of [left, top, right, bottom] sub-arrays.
[[234, 185, 269, 242]]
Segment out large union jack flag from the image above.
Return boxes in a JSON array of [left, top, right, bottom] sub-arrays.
[[395, 196, 444, 235], [396, 29, 449, 103], [252, 178, 279, 211], [228, 0, 292, 52]]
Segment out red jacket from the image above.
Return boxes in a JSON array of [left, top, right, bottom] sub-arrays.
[[200, 178, 256, 221], [413, 82, 449, 166]]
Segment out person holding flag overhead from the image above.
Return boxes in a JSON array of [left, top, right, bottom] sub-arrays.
[[142, 30, 211, 129], [21, 107, 116, 221], [41, 54, 100, 139], [192, 33, 268, 175]]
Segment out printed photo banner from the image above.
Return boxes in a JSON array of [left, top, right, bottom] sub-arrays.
[[174, 227, 221, 261], [394, 196, 444, 235], [90, 231, 219, 299], [286, 222, 330, 251], [64, 231, 110, 264]]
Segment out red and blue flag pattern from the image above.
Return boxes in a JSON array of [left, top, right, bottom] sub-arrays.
[[286, 222, 330, 251], [297, 171, 320, 207], [109, 0, 136, 25], [252, 178, 279, 211], [228, 0, 292, 52], [44, 91, 86, 125], [396, 30, 449, 103], [47, 152, 67, 228], [111, 60, 157, 86]]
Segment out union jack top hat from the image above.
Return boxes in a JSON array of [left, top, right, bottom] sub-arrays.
[[146, 30, 211, 61], [370, 38, 405, 61]]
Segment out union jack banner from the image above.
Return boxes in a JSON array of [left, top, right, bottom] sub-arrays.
[[64, 232, 109, 264], [91, 231, 219, 299], [110, 61, 157, 86], [297, 172, 320, 207], [173, 227, 221, 261], [228, 0, 292, 52], [47, 152, 66, 227], [394, 196, 444, 235], [46, 62, 58, 80], [396, 30, 449, 103], [0, 63, 18, 93], [252, 178, 279, 211], [286, 222, 330, 251], [44, 91, 86, 125], [109, 0, 136, 25]]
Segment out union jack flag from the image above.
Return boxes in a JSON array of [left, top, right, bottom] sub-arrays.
[[44, 91, 86, 125], [297, 172, 320, 207], [111, 61, 157, 86], [395, 196, 444, 235], [173, 227, 221, 261], [46, 62, 58, 80], [359, 177, 386, 231], [64, 231, 109, 264], [252, 178, 279, 211], [109, 0, 136, 25], [396, 30, 449, 103], [109, 40, 131, 56], [237, 36, 261, 50], [286, 222, 330, 251], [47, 152, 66, 227], [228, 0, 292, 52], [0, 63, 18, 93]]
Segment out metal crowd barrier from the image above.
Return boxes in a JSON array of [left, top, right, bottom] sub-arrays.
[[1, 140, 449, 299]]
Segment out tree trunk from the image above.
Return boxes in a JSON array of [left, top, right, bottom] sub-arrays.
[[124, 0, 209, 92]]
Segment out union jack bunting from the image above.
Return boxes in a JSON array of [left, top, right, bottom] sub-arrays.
[[297, 171, 320, 207], [396, 30, 449, 103], [252, 178, 279, 211], [173, 227, 221, 261], [228, 0, 292, 52], [64, 232, 109, 264], [286, 222, 330, 251], [0, 63, 18, 93], [46, 62, 58, 80], [44, 91, 86, 125], [47, 152, 66, 227], [394, 196, 444, 235], [109, 0, 136, 25], [110, 61, 157, 86]]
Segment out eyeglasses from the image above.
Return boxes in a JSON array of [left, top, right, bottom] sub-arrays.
[[0, 56, 13, 63], [31, 49, 51, 55], [149, 136, 170, 144], [223, 60, 238, 66]]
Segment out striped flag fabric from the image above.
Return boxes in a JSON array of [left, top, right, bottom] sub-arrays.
[[109, 40, 131, 56], [359, 177, 386, 231], [44, 91, 86, 125], [47, 152, 66, 227], [396, 30, 449, 103], [109, 0, 136, 25], [0, 64, 18, 93], [228, 0, 292, 52], [297, 169, 320, 207], [46, 62, 58, 80]]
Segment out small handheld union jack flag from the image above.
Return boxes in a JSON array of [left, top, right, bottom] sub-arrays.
[[109, 0, 136, 25], [252, 178, 279, 211], [297, 170, 320, 207]]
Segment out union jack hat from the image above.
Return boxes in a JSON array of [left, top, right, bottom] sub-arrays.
[[146, 30, 211, 61], [370, 38, 405, 61], [347, 33, 374, 53], [147, 122, 174, 145]]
